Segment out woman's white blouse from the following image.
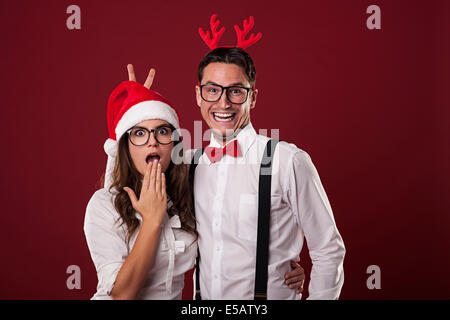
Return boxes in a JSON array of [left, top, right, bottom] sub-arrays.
[[83, 188, 197, 300]]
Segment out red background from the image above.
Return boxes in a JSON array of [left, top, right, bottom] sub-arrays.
[[0, 0, 448, 299]]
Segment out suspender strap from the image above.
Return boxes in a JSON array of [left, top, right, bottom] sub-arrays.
[[189, 148, 204, 300], [254, 139, 279, 300], [189, 140, 279, 300]]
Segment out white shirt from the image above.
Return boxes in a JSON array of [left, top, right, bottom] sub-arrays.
[[84, 188, 197, 300], [193, 123, 345, 300]]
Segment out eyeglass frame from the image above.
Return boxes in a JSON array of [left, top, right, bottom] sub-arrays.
[[126, 124, 179, 146], [199, 83, 252, 105]]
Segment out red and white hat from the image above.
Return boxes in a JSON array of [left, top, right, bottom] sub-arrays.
[[103, 81, 180, 189]]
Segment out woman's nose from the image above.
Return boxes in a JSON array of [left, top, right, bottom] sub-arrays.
[[148, 132, 158, 146]]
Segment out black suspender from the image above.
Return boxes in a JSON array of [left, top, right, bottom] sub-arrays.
[[189, 148, 204, 300], [189, 139, 279, 300], [254, 138, 279, 300]]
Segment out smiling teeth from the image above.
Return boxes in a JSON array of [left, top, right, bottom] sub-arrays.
[[213, 112, 234, 122], [215, 112, 233, 117]]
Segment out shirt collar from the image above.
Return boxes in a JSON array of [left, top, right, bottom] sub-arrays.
[[207, 123, 257, 160]]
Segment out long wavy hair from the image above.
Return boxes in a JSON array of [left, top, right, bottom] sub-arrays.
[[108, 131, 197, 244]]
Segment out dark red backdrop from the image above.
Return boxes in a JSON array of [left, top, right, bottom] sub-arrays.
[[0, 0, 448, 299]]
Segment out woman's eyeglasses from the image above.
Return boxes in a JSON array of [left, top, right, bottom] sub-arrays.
[[126, 125, 177, 146]]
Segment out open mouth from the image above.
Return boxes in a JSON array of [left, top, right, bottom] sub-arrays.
[[212, 112, 236, 122], [146, 153, 161, 164]]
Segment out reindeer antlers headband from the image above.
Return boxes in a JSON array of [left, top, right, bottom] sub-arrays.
[[199, 14, 262, 50]]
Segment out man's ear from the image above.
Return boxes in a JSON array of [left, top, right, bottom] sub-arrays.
[[250, 88, 258, 109], [195, 85, 202, 107]]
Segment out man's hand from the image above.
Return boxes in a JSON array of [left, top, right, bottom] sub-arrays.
[[284, 260, 305, 294], [127, 64, 155, 89]]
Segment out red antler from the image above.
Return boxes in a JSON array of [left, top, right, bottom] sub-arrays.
[[198, 14, 226, 50], [234, 16, 262, 49]]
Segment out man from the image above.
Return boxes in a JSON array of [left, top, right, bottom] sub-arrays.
[[125, 62, 306, 298], [192, 47, 345, 299]]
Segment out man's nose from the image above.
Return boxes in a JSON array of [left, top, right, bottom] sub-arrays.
[[217, 90, 231, 109]]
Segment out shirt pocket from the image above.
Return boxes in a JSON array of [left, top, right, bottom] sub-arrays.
[[238, 193, 282, 242], [238, 193, 258, 241]]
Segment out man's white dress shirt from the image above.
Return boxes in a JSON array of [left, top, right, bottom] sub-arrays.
[[193, 123, 345, 300], [84, 188, 197, 299]]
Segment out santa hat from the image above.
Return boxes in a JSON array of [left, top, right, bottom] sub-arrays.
[[103, 81, 180, 189]]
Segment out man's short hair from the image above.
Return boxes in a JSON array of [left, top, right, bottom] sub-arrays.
[[198, 47, 256, 87]]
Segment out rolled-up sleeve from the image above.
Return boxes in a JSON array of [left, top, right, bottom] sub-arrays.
[[84, 190, 128, 300], [286, 151, 346, 300]]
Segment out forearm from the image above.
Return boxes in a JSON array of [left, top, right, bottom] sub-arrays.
[[288, 150, 346, 299], [308, 265, 344, 299], [307, 241, 346, 299], [110, 220, 161, 300]]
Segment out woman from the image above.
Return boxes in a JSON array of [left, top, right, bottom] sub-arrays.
[[84, 66, 305, 300], [84, 68, 197, 299]]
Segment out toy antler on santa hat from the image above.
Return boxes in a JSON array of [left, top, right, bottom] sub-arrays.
[[199, 14, 262, 50]]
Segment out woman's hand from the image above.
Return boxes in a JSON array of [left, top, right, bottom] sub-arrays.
[[111, 160, 167, 299], [127, 64, 155, 89], [124, 160, 167, 227]]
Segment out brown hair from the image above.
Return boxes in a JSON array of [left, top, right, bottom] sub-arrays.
[[108, 133, 197, 244], [198, 47, 256, 87]]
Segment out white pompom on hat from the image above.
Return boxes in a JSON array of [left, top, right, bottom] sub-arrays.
[[103, 81, 180, 189]]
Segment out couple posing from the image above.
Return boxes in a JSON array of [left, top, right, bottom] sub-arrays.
[[84, 46, 345, 300]]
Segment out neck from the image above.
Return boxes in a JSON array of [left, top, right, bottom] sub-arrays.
[[212, 123, 250, 146], [213, 132, 237, 146]]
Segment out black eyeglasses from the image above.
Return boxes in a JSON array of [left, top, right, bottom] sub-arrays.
[[200, 83, 251, 104], [126, 125, 178, 146]]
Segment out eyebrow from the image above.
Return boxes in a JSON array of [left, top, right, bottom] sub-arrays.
[[203, 81, 247, 87], [134, 124, 172, 131]]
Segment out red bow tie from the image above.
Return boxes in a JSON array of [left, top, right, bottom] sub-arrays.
[[205, 139, 242, 163]]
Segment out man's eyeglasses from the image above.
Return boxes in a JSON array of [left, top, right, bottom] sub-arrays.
[[200, 83, 251, 104], [126, 125, 178, 146]]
